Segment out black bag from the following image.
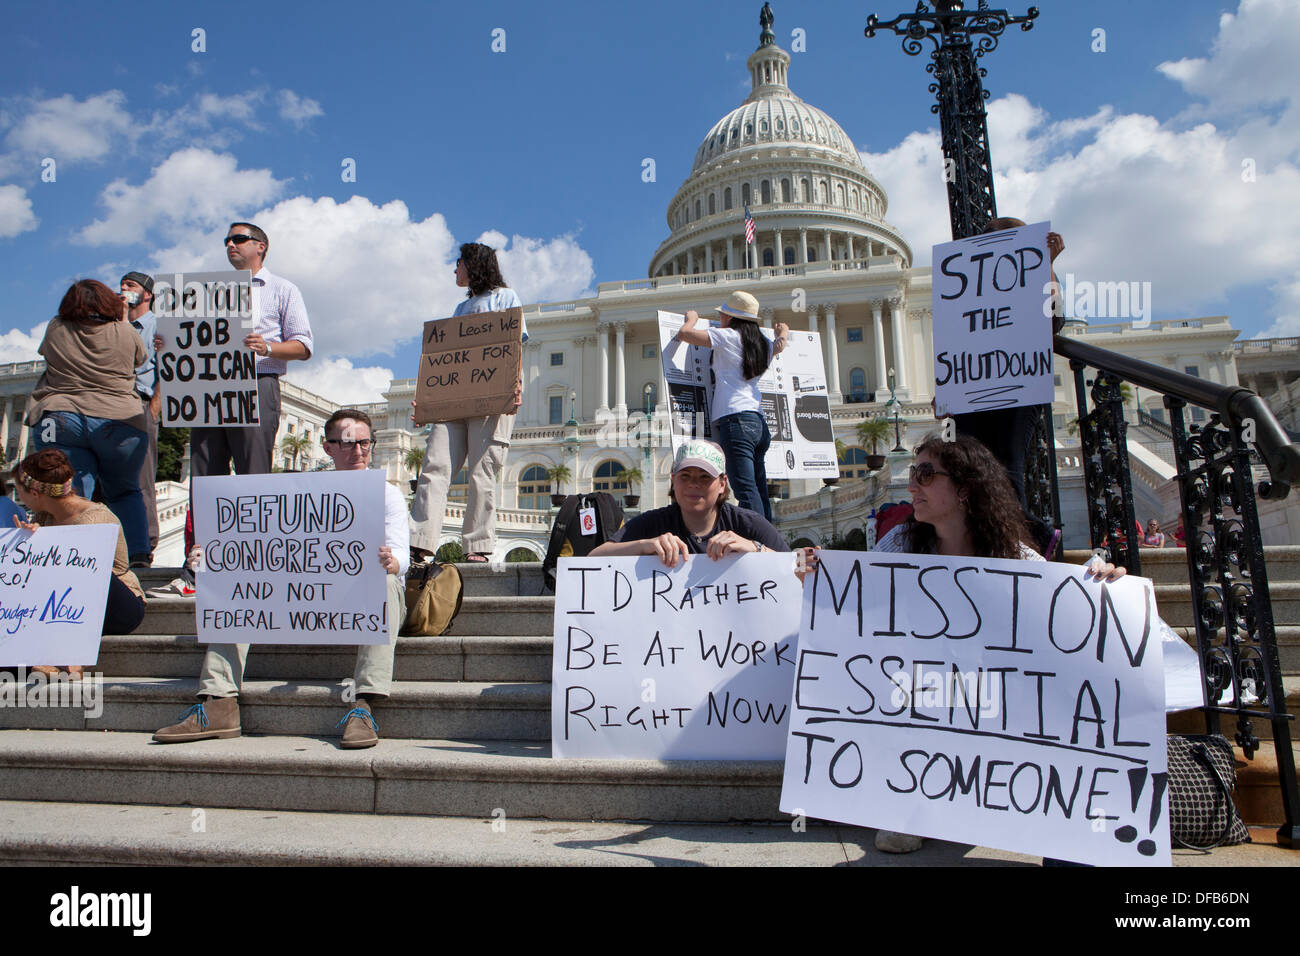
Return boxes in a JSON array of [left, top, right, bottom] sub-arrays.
[[541, 492, 624, 592], [1167, 734, 1251, 850]]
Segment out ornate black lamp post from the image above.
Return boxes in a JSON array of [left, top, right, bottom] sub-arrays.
[[885, 367, 904, 452], [866, 1, 1038, 240]]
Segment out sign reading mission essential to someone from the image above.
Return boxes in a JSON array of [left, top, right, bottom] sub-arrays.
[[931, 221, 1055, 416], [154, 270, 258, 428], [193, 471, 388, 645]]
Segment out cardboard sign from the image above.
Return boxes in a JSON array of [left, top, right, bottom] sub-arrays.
[[551, 553, 803, 759], [194, 470, 388, 644], [0, 524, 119, 666], [779, 551, 1170, 867], [657, 311, 837, 478], [932, 221, 1055, 416], [154, 270, 258, 428], [413, 308, 523, 424]]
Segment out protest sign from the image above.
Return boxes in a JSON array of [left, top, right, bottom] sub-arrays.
[[413, 308, 523, 424], [0, 524, 119, 666], [931, 221, 1055, 416], [551, 553, 803, 759], [154, 270, 258, 428], [194, 470, 388, 645], [779, 551, 1170, 866], [657, 311, 836, 479]]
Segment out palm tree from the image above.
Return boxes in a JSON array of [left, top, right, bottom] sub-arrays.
[[279, 433, 313, 471], [615, 465, 643, 506], [855, 416, 892, 466], [404, 448, 425, 473], [547, 463, 573, 502]]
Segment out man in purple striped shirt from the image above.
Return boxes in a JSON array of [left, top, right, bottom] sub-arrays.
[[189, 222, 315, 476]]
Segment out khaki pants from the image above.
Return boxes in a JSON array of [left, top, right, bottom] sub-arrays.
[[409, 414, 512, 555], [198, 574, 405, 699]]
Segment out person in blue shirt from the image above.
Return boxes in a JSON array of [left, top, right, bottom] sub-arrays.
[[410, 242, 527, 564]]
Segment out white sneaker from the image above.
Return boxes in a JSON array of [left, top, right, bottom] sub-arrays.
[[875, 829, 923, 854], [146, 578, 196, 598]]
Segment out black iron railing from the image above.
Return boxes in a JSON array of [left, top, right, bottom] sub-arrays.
[[1051, 333, 1300, 847]]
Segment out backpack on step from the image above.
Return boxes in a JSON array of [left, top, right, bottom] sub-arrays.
[[542, 492, 624, 592], [401, 561, 464, 636]]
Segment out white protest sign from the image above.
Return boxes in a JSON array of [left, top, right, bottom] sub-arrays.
[[194, 470, 388, 644], [154, 270, 258, 427], [0, 525, 119, 666], [780, 551, 1170, 867], [932, 221, 1055, 416], [552, 553, 803, 759], [657, 311, 837, 478]]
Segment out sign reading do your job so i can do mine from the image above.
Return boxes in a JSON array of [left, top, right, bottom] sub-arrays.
[[153, 270, 258, 428], [931, 221, 1056, 417]]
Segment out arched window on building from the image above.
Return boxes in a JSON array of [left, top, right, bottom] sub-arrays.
[[694, 199, 701, 220], [724, 187, 733, 210], [781, 178, 791, 202], [763, 248, 775, 267], [839, 446, 872, 482], [517, 465, 550, 510], [744, 122, 753, 137], [783, 247, 795, 265], [849, 367, 867, 403], [593, 459, 628, 493], [708, 193, 716, 215], [818, 180, 828, 203], [760, 119, 768, 134], [807, 247, 817, 263], [836, 183, 845, 206], [802, 178, 811, 202], [761, 180, 771, 204], [742, 183, 752, 206]]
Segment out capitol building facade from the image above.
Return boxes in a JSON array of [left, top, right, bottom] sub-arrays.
[[3, 14, 1297, 562]]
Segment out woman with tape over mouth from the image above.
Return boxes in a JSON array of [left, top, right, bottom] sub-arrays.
[[869, 433, 1125, 856], [9, 449, 147, 677]]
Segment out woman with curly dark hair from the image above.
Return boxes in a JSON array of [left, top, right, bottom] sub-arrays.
[[410, 242, 527, 564], [10, 449, 147, 675], [870, 433, 1124, 856], [25, 279, 151, 564]]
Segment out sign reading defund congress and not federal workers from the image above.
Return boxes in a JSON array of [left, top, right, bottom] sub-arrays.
[[154, 270, 258, 428], [413, 308, 523, 424], [780, 551, 1170, 867], [932, 221, 1055, 417], [0, 524, 119, 666], [657, 311, 838, 479], [194, 470, 388, 644], [552, 554, 804, 759]]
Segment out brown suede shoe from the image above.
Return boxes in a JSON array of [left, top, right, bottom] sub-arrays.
[[338, 699, 379, 749], [152, 696, 241, 743]]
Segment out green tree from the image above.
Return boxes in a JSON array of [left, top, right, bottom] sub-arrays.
[[435, 541, 466, 563], [404, 448, 425, 473], [156, 427, 191, 482], [547, 463, 573, 494], [614, 466, 642, 494], [855, 416, 892, 456], [280, 433, 313, 470], [506, 547, 539, 563]]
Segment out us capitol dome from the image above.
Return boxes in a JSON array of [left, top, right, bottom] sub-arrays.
[[648, 6, 912, 277]]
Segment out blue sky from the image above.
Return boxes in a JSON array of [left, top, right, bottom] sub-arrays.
[[3, 0, 1298, 402]]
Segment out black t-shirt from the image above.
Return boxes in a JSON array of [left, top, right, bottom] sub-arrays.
[[609, 502, 788, 555]]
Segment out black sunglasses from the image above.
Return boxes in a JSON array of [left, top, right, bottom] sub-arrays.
[[224, 234, 257, 245], [909, 463, 952, 486], [323, 438, 373, 451]]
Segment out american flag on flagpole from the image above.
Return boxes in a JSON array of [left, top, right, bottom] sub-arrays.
[[744, 204, 756, 245]]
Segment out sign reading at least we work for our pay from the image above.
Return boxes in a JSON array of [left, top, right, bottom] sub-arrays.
[[193, 470, 388, 645], [413, 308, 523, 424], [780, 550, 1170, 867], [551, 553, 803, 759], [0, 524, 118, 667], [931, 221, 1055, 416], [154, 270, 257, 428]]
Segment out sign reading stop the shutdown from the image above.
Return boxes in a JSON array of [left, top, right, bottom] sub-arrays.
[[154, 270, 259, 428]]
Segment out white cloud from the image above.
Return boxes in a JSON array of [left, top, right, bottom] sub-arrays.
[[1157, 0, 1296, 112], [277, 90, 324, 128], [75, 148, 286, 246], [285, 356, 397, 405], [196, 91, 264, 125], [0, 321, 47, 362], [2, 91, 134, 166], [0, 184, 38, 238], [477, 230, 596, 304]]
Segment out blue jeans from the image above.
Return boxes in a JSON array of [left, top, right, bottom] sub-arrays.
[[714, 411, 772, 521], [31, 411, 151, 557]]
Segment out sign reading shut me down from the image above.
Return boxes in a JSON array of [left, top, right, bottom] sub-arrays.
[[779, 551, 1170, 867], [413, 308, 523, 424]]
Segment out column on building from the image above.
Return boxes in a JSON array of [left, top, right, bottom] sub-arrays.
[[524, 341, 543, 425], [16, 398, 30, 460], [705, 242, 713, 273], [871, 300, 889, 401], [889, 295, 910, 398], [774, 229, 783, 268], [686, 248, 695, 274], [613, 321, 628, 418], [573, 335, 593, 422], [823, 230, 832, 262], [726, 237, 736, 273], [799, 228, 808, 265], [596, 321, 610, 414], [823, 303, 842, 404], [0, 397, 11, 460]]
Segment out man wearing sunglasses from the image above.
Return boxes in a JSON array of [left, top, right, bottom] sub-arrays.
[[172, 222, 314, 478]]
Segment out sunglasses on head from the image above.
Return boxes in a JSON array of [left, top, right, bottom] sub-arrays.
[[225, 234, 257, 245], [909, 462, 951, 486]]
